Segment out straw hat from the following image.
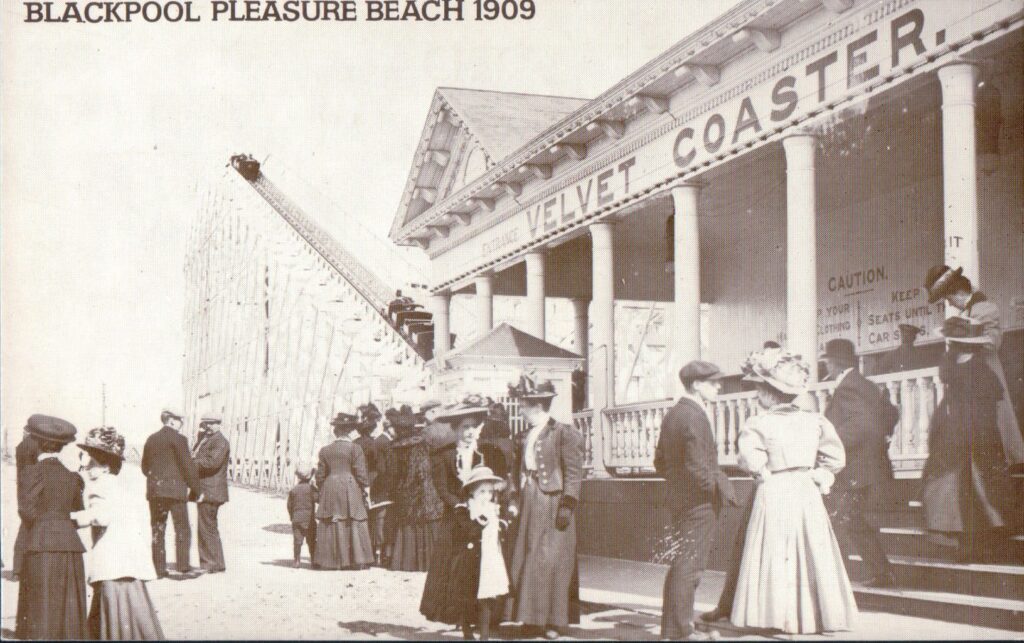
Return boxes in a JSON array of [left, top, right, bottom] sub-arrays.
[[461, 465, 506, 491], [741, 347, 811, 395]]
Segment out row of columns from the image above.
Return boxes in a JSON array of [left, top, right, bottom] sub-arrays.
[[429, 61, 983, 474]]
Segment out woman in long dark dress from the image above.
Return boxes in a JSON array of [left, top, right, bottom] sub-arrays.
[[421, 396, 505, 625], [16, 415, 88, 641], [386, 407, 445, 571], [314, 412, 374, 570], [922, 317, 1019, 561]]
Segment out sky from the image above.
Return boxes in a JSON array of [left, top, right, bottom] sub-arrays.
[[1, 0, 743, 445]]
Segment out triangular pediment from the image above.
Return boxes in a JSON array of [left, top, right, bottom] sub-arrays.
[[390, 88, 588, 242]]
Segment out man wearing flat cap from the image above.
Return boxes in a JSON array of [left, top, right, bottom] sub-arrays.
[[142, 408, 199, 577], [193, 412, 230, 573], [655, 361, 736, 640], [821, 339, 896, 588]]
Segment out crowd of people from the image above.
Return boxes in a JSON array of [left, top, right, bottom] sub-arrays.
[[6, 261, 1022, 641], [654, 262, 1022, 640], [284, 374, 582, 641]]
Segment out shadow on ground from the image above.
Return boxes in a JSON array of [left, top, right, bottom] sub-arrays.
[[262, 523, 294, 535], [338, 606, 661, 641], [260, 558, 317, 570]]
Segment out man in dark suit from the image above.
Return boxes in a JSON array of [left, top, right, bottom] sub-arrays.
[[142, 407, 199, 577], [12, 428, 41, 578], [822, 339, 896, 588], [193, 412, 230, 573], [655, 361, 737, 641]]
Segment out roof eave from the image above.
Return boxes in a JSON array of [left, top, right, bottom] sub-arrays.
[[392, 0, 793, 244]]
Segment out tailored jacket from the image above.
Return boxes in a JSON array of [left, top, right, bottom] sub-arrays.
[[16, 435, 40, 484], [19, 457, 86, 553], [654, 397, 735, 513], [315, 438, 369, 521], [824, 369, 890, 489], [512, 418, 585, 509], [287, 482, 318, 526], [193, 430, 230, 504], [142, 425, 199, 501]]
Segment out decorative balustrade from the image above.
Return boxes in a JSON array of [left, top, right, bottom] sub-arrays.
[[572, 410, 595, 470], [597, 367, 942, 478]]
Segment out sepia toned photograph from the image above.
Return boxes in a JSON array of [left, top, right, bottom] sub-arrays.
[[2, 0, 1023, 639]]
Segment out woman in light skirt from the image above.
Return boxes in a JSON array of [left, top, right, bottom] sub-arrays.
[[73, 426, 165, 640], [730, 348, 858, 635]]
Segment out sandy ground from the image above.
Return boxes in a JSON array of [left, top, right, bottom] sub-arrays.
[[2, 455, 1018, 640], [0, 457, 669, 640]]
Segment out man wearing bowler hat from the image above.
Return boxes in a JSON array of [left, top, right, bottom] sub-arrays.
[[655, 361, 736, 640], [821, 339, 896, 588], [193, 412, 230, 573], [142, 407, 199, 577]]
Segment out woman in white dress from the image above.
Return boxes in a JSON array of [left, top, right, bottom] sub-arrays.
[[730, 348, 858, 635]]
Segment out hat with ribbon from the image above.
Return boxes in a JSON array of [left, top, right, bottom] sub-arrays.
[[388, 406, 422, 430], [330, 412, 361, 428], [924, 264, 965, 304], [461, 465, 506, 491], [741, 347, 811, 395], [940, 316, 992, 345], [78, 426, 126, 461], [25, 414, 78, 445], [507, 372, 557, 400], [435, 394, 491, 422]]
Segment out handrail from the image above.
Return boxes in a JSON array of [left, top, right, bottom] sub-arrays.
[[230, 159, 428, 362]]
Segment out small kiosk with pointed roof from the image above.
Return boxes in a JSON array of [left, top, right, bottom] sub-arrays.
[[431, 322, 583, 423]]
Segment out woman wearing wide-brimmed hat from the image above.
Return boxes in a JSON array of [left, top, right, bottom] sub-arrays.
[[421, 395, 510, 626], [924, 264, 1024, 470], [385, 406, 445, 571], [920, 317, 1020, 562], [72, 426, 165, 640], [15, 414, 88, 640], [313, 412, 374, 570], [729, 348, 857, 635]]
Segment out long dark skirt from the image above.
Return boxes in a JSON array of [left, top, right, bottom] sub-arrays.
[[419, 512, 455, 622], [16, 551, 88, 640], [88, 579, 165, 640], [504, 477, 580, 629], [389, 521, 442, 572], [315, 519, 374, 569]]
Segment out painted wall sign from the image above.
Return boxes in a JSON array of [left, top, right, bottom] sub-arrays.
[[432, 0, 1017, 288]]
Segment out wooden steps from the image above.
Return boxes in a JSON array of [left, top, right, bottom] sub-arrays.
[[847, 554, 1024, 600], [852, 584, 1024, 631]]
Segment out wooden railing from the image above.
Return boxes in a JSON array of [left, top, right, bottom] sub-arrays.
[[598, 367, 942, 478]]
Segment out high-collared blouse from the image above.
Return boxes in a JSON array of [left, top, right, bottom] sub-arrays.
[[738, 403, 846, 476], [522, 413, 551, 471]]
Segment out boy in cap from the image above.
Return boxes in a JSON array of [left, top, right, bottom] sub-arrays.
[[655, 361, 736, 640], [288, 464, 318, 568]]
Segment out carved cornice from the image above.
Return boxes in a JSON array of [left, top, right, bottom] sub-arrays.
[[393, 0, 791, 242]]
